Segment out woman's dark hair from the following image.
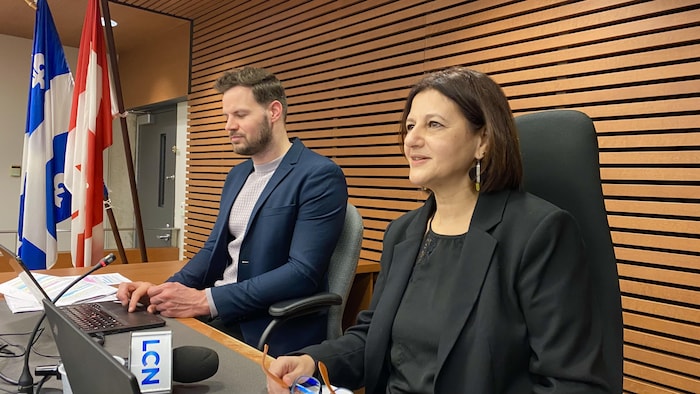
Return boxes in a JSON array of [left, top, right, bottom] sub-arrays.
[[399, 67, 523, 192], [214, 66, 288, 119]]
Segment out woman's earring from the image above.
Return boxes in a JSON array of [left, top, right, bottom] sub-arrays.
[[475, 160, 481, 192], [468, 159, 482, 192]]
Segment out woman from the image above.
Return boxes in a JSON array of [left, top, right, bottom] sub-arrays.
[[266, 67, 609, 393]]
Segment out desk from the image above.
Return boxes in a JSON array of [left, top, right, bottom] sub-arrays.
[[0, 259, 381, 362], [0, 259, 382, 338], [0, 261, 264, 364], [0, 261, 268, 393], [0, 260, 376, 393]]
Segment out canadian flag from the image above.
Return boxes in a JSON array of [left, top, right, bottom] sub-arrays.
[[64, 0, 117, 267]]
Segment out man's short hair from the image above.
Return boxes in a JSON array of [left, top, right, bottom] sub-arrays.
[[214, 66, 288, 118]]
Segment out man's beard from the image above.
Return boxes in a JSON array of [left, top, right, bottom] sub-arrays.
[[232, 115, 273, 156]]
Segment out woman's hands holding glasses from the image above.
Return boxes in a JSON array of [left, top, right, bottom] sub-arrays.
[[261, 344, 330, 394]]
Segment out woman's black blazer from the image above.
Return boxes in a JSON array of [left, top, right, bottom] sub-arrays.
[[303, 189, 610, 393]]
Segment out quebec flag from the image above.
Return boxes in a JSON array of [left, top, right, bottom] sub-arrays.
[[18, 0, 74, 269]]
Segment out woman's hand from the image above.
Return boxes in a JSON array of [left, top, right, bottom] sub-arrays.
[[266, 354, 316, 393]]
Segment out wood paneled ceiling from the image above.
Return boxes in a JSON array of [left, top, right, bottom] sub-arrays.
[[0, 0, 219, 51], [112, 0, 222, 20]]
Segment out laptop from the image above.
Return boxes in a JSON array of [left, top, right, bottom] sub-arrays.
[[43, 299, 142, 394], [0, 244, 165, 335]]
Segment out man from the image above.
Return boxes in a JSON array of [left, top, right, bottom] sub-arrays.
[[117, 67, 348, 355]]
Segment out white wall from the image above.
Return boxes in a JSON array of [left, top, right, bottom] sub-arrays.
[[174, 101, 188, 259], [0, 33, 187, 255], [104, 113, 137, 250]]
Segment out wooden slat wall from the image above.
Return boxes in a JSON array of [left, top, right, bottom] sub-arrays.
[[182, 1, 700, 392]]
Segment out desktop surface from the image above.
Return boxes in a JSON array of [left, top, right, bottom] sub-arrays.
[[0, 261, 268, 393]]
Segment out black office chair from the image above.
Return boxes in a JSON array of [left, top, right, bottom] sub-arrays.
[[515, 110, 623, 393], [257, 203, 364, 350]]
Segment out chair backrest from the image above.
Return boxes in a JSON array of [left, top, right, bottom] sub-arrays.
[[326, 202, 364, 339], [514, 110, 623, 392]]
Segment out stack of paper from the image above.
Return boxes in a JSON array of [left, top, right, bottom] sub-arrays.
[[0, 273, 131, 313]]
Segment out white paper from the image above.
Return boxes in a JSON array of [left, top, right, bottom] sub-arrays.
[[0, 273, 128, 313]]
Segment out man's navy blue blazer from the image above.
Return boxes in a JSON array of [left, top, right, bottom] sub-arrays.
[[168, 138, 348, 354]]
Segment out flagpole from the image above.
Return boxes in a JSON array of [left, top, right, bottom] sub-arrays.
[[100, 0, 149, 263], [104, 186, 128, 265]]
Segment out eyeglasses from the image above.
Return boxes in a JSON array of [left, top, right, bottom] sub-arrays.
[[260, 344, 337, 394]]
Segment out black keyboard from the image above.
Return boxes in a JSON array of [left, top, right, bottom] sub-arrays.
[[60, 303, 124, 332]]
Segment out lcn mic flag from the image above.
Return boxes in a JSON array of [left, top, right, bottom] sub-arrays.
[[64, 0, 116, 267], [18, 0, 74, 270]]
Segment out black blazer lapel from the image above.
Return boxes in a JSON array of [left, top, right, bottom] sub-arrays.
[[434, 229, 496, 372], [364, 200, 433, 393], [434, 191, 510, 378]]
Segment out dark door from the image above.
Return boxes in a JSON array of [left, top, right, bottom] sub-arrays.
[[136, 106, 177, 248]]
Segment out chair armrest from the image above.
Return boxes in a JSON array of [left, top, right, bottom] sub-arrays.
[[268, 292, 342, 319]]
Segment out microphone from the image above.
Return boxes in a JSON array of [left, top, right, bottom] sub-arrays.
[[172, 346, 219, 383], [18, 254, 116, 394]]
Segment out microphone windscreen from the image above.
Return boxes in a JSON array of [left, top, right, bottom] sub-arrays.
[[172, 346, 219, 383]]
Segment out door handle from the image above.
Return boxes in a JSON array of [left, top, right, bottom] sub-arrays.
[[157, 233, 171, 242]]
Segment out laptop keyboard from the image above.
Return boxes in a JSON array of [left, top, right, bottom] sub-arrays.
[[60, 303, 124, 332]]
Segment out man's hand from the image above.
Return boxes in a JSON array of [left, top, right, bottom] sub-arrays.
[[146, 282, 209, 318], [116, 281, 155, 312]]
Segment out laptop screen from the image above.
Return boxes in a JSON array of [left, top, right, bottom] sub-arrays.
[[43, 299, 142, 394], [0, 244, 51, 301]]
